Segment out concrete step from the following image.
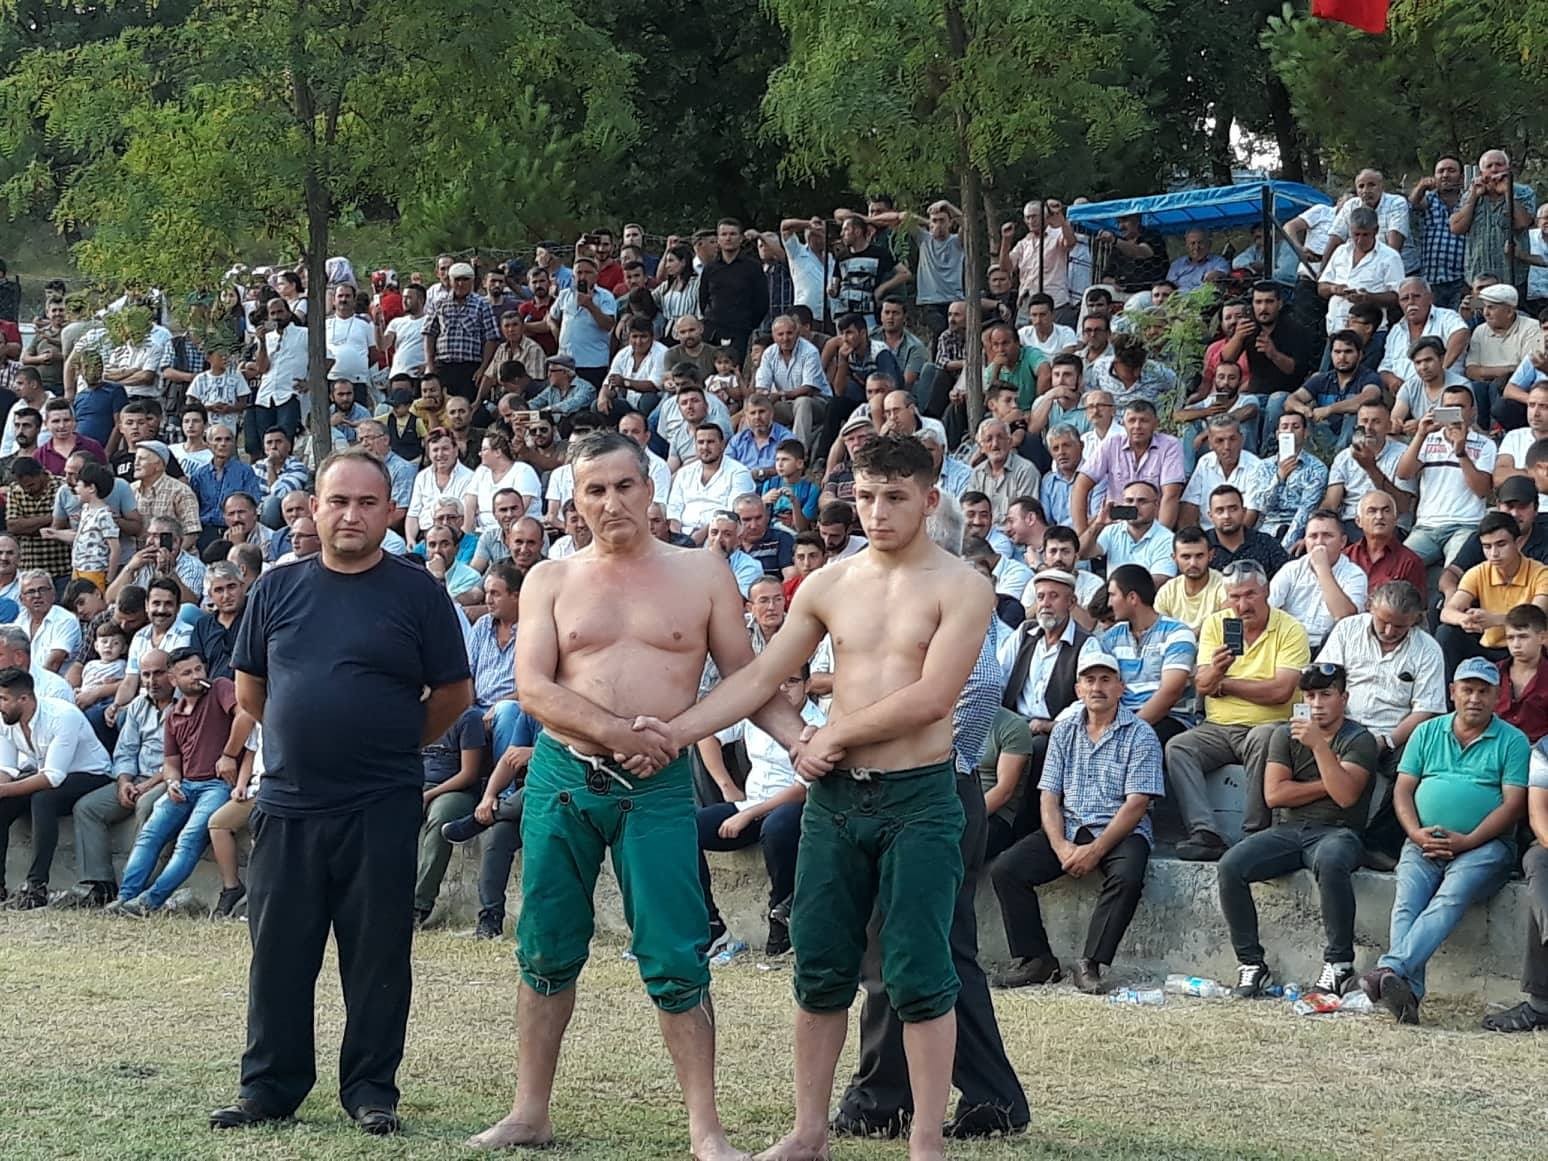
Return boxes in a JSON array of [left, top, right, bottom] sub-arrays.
[[7, 814, 1529, 1001]]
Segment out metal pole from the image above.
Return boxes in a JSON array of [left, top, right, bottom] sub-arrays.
[[1037, 198, 1045, 296], [1507, 170, 1519, 289], [1260, 183, 1274, 281]]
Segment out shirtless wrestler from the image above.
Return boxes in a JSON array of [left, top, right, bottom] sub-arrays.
[[657, 433, 996, 1161], [467, 430, 811, 1160]]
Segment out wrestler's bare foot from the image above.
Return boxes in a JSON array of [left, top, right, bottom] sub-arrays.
[[465, 1114, 555, 1150], [692, 1127, 751, 1161], [907, 1142, 947, 1161], [753, 1130, 830, 1161]]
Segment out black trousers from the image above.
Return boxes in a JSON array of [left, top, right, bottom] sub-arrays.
[[437, 360, 481, 402], [239, 788, 420, 1116], [0, 771, 110, 888], [1523, 844, 1548, 1000], [990, 826, 1149, 966], [1436, 625, 1507, 696], [837, 771, 1029, 1134]]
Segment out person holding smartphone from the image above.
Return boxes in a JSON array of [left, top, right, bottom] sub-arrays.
[[1165, 558, 1310, 862]]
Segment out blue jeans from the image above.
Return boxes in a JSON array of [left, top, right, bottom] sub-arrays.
[[489, 701, 536, 759], [1377, 837, 1514, 998], [1404, 521, 1475, 567], [118, 777, 232, 908]]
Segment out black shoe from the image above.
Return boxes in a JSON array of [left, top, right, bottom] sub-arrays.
[[1309, 961, 1355, 997], [1232, 962, 1272, 999], [830, 1109, 905, 1138], [1072, 958, 1104, 994], [1378, 973, 1420, 1025], [946, 1103, 1028, 1139], [351, 1106, 401, 1135], [212, 883, 247, 918], [990, 955, 1062, 989], [1482, 1001, 1548, 1033], [51, 881, 115, 910], [10, 881, 48, 910], [1175, 832, 1228, 862], [209, 1098, 293, 1130], [441, 813, 489, 844], [766, 915, 791, 957], [474, 909, 503, 940]]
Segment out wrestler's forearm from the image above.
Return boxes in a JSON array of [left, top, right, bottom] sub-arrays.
[[670, 662, 784, 746], [522, 677, 630, 751], [746, 694, 809, 752], [823, 679, 961, 752]]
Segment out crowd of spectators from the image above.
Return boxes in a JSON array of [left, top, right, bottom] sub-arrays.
[[3, 151, 1548, 1036]]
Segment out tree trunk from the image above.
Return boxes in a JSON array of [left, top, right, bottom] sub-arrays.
[[1208, 99, 1235, 187], [303, 171, 331, 468], [1265, 76, 1305, 183]]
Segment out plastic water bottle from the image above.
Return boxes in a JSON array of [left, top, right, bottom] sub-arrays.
[[1107, 987, 1165, 1006], [1337, 990, 1374, 1014], [1163, 974, 1231, 999], [1282, 983, 1302, 1003]]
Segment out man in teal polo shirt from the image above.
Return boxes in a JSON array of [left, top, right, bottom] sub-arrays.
[[1359, 656, 1528, 1024], [982, 322, 1049, 410]]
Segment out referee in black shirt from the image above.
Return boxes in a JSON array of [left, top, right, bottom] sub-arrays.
[[210, 448, 472, 1136]]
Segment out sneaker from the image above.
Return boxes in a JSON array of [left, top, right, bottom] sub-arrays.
[[1310, 961, 1355, 997], [990, 955, 1063, 989], [1175, 832, 1228, 862], [1072, 958, 1104, 994], [51, 881, 115, 910], [1358, 966, 1393, 1004], [1232, 962, 1272, 999], [440, 813, 490, 844], [10, 881, 48, 911], [212, 883, 247, 918], [474, 909, 503, 940], [766, 915, 791, 957]]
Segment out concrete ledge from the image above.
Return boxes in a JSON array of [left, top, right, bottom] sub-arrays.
[[9, 816, 1529, 1001]]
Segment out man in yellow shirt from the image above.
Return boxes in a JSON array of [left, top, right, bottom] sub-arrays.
[[1437, 509, 1548, 681], [1164, 559, 1310, 860], [1155, 527, 1228, 634]]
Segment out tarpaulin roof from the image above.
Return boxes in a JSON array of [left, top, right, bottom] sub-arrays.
[[1068, 181, 1334, 236]]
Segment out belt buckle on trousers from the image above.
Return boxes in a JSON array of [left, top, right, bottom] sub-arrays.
[[845, 767, 882, 782], [566, 744, 635, 793]]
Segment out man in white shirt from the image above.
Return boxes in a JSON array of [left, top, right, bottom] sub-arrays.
[[1180, 415, 1272, 530], [755, 315, 831, 453], [1323, 170, 1413, 272], [1497, 381, 1548, 513], [0, 666, 114, 908], [658, 380, 733, 470], [249, 297, 310, 457], [1397, 385, 1498, 565], [1319, 206, 1404, 335], [1267, 510, 1368, 649], [778, 217, 834, 315], [11, 570, 80, 673], [601, 318, 669, 415], [1017, 293, 1078, 357], [1080, 480, 1178, 589], [1378, 278, 1469, 393], [666, 424, 756, 544], [325, 284, 378, 390], [1321, 401, 1415, 534], [618, 411, 673, 503], [383, 284, 428, 378]]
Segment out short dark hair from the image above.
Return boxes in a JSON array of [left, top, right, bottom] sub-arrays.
[[1009, 496, 1045, 521], [0, 667, 34, 696], [1026, 293, 1055, 311], [1329, 328, 1365, 352], [836, 312, 869, 334], [1044, 524, 1080, 551], [1347, 303, 1384, 328], [1409, 335, 1446, 360], [77, 462, 114, 499], [486, 560, 524, 592], [775, 438, 806, 461], [147, 576, 182, 604], [1174, 525, 1209, 547], [1305, 508, 1345, 536], [851, 434, 935, 484], [1108, 563, 1156, 606], [1208, 484, 1244, 506], [818, 500, 854, 527], [1480, 511, 1520, 540], [62, 578, 100, 610], [959, 490, 990, 508], [9, 456, 43, 480], [1527, 437, 1548, 469], [116, 585, 147, 616], [167, 646, 205, 669], [1507, 604, 1548, 632], [794, 531, 825, 554], [1050, 353, 1084, 376]]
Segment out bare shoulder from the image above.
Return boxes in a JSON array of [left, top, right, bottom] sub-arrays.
[[929, 547, 995, 610], [522, 556, 567, 594]]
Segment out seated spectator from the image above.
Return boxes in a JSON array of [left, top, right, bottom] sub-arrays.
[[1156, 526, 1228, 635], [733, 493, 794, 579], [189, 562, 247, 681], [959, 490, 1016, 562], [1398, 385, 1496, 566], [0, 666, 113, 908], [1317, 581, 1447, 862], [1038, 422, 1085, 529], [1466, 284, 1539, 432], [1268, 510, 1367, 649], [989, 646, 1162, 993], [1495, 381, 1548, 506], [109, 515, 207, 604], [1496, 604, 1548, 743], [1483, 737, 1548, 1032], [187, 424, 262, 547], [1078, 481, 1176, 589], [784, 532, 825, 605], [441, 707, 538, 939], [1180, 414, 1271, 531], [667, 423, 756, 544], [1217, 663, 1377, 999], [1321, 401, 1413, 538], [1437, 511, 1548, 678], [1277, 329, 1382, 452], [704, 510, 764, 597], [1392, 334, 1468, 436], [1361, 659, 1528, 1024], [977, 705, 1033, 861], [1257, 412, 1327, 552], [547, 501, 591, 560], [1100, 564, 1197, 748], [1343, 490, 1426, 600], [413, 705, 485, 926], [1070, 397, 1183, 533], [11, 567, 81, 673], [1204, 485, 1288, 579], [106, 577, 193, 726], [1166, 560, 1310, 860], [107, 649, 251, 916], [423, 522, 484, 608], [1438, 476, 1548, 604], [963, 538, 1028, 629], [74, 620, 127, 714], [695, 662, 820, 957], [208, 724, 262, 918]]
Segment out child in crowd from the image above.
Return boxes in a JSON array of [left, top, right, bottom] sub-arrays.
[[705, 347, 744, 413], [44, 461, 120, 590], [784, 531, 827, 605], [186, 347, 250, 424], [76, 621, 129, 710], [169, 400, 214, 471], [761, 438, 820, 532], [1499, 604, 1548, 742]]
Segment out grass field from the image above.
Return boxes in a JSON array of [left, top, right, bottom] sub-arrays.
[[2, 912, 1545, 1161]]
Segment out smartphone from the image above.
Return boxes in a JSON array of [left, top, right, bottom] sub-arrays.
[[156, 532, 175, 550], [576, 279, 591, 295], [513, 410, 540, 424], [1292, 703, 1312, 721], [1109, 504, 1139, 521], [1209, 393, 1232, 407], [1349, 431, 1367, 451], [1222, 617, 1245, 655], [1277, 432, 1296, 460], [1434, 405, 1463, 425]]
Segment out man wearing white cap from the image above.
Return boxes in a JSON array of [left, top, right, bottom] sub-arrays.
[[423, 261, 499, 405], [988, 642, 1163, 994], [1465, 283, 1541, 431]]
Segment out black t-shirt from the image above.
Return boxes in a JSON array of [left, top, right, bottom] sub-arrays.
[[1268, 719, 1379, 829], [1245, 317, 1315, 394], [233, 553, 471, 815], [112, 445, 184, 482]]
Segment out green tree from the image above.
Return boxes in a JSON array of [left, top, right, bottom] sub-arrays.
[[0, 1, 636, 459], [763, 0, 1154, 425]]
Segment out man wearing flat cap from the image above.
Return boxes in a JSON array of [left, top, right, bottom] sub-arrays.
[[423, 260, 499, 405], [1466, 282, 1543, 431]]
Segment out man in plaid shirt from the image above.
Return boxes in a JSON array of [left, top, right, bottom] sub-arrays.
[[423, 262, 498, 407]]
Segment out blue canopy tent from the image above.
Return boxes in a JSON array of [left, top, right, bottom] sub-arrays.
[[1067, 181, 1333, 236]]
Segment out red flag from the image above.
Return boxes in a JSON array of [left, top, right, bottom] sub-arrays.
[[1311, 0, 1389, 34]]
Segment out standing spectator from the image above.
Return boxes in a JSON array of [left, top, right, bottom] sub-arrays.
[[1000, 200, 1077, 322], [7, 459, 68, 580], [211, 448, 472, 1133], [1409, 157, 1468, 308], [1165, 560, 1309, 860], [248, 298, 307, 455], [989, 646, 1162, 993], [187, 425, 262, 547], [1450, 149, 1536, 296], [910, 201, 966, 338], [422, 262, 498, 402], [697, 219, 769, 354], [1360, 658, 1528, 1025], [1217, 663, 1377, 999], [833, 212, 907, 322]]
